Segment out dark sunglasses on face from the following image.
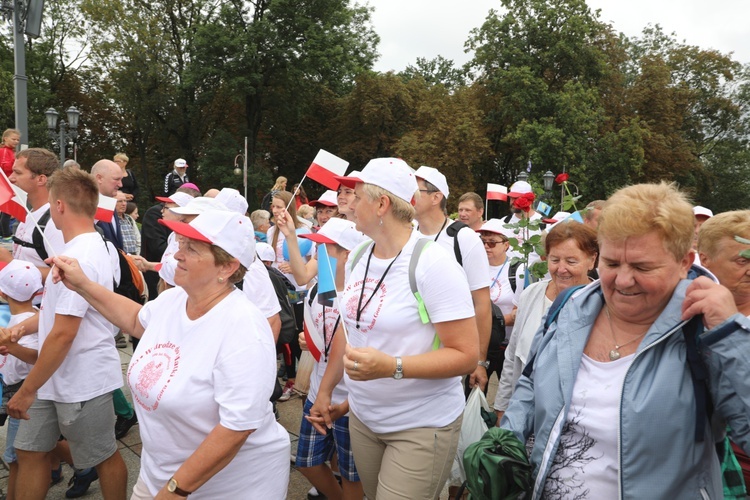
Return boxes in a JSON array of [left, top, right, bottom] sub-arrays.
[[482, 239, 507, 248]]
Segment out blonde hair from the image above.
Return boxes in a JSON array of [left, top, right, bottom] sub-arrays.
[[297, 204, 314, 219], [2, 129, 20, 140], [47, 168, 99, 217], [270, 190, 303, 249], [361, 183, 415, 224], [697, 210, 750, 258], [114, 153, 129, 163], [598, 182, 694, 261], [272, 176, 287, 191]]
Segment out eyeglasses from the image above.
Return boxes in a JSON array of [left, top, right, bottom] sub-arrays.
[[481, 239, 507, 248], [418, 189, 437, 193]]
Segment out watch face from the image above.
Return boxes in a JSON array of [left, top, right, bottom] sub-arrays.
[[393, 372, 403, 380], [168, 479, 177, 492]]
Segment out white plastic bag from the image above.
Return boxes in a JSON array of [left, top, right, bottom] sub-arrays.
[[451, 386, 491, 484]]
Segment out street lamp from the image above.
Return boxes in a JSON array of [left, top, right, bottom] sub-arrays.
[[45, 106, 80, 167], [232, 136, 248, 200], [516, 171, 529, 183], [543, 170, 555, 192]]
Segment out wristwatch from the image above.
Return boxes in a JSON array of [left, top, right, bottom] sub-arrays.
[[392, 356, 403, 379], [167, 477, 192, 497], [478, 360, 490, 369]]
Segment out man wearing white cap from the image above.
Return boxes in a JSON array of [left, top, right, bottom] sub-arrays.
[[414, 166, 493, 392], [693, 205, 714, 255], [163, 158, 189, 196]]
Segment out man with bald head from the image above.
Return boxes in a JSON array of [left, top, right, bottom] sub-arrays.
[[91, 160, 124, 250]]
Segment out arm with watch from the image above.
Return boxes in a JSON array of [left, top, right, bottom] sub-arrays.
[[467, 286, 493, 391], [343, 315, 480, 381], [157, 424, 254, 498]]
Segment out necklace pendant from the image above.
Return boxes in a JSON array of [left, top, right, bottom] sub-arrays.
[[609, 349, 621, 361]]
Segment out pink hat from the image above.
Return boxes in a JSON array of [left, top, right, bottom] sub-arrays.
[[478, 219, 514, 240], [299, 218, 367, 251], [181, 182, 199, 191], [335, 158, 417, 204], [159, 210, 255, 268], [309, 190, 338, 208], [0, 259, 43, 302]]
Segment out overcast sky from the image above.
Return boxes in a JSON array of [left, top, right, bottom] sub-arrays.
[[370, 0, 750, 73]]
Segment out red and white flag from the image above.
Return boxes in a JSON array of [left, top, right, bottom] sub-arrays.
[[0, 183, 29, 223], [0, 169, 15, 207], [95, 194, 117, 223], [302, 301, 324, 362], [306, 150, 349, 190], [487, 183, 508, 201]]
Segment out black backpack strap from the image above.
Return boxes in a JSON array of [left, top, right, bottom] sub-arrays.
[[445, 220, 468, 266], [307, 282, 318, 307], [508, 260, 522, 293], [522, 284, 585, 378], [683, 314, 710, 442], [12, 208, 51, 262]]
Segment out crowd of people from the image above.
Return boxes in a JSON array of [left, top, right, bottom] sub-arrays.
[[0, 133, 747, 500]]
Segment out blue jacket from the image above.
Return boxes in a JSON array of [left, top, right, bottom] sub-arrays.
[[501, 278, 750, 499]]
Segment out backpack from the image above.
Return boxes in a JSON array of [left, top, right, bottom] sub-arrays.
[[97, 230, 146, 304], [12, 208, 51, 261], [265, 265, 298, 345]]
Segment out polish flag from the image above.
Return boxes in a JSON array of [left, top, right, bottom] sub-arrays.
[[487, 183, 508, 201], [303, 301, 324, 362], [95, 194, 117, 223], [306, 150, 349, 190], [0, 183, 29, 223], [0, 170, 15, 207]]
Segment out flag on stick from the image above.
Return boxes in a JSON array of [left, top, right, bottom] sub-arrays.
[[486, 183, 508, 201], [536, 200, 552, 216], [0, 183, 28, 222], [316, 244, 338, 307], [95, 194, 117, 223], [306, 150, 349, 190]]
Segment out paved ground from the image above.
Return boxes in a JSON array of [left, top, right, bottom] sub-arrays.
[[0, 336, 499, 499]]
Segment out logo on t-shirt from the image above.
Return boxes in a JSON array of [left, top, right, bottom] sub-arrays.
[[314, 306, 340, 344], [0, 354, 7, 370], [344, 278, 386, 334], [128, 341, 181, 412]]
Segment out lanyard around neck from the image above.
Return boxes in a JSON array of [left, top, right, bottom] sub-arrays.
[[356, 244, 402, 330]]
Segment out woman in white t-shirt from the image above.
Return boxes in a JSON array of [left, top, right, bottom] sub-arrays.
[[308, 158, 479, 500], [50, 210, 289, 499]]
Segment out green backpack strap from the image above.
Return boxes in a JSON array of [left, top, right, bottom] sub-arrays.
[[408, 238, 444, 350], [348, 240, 373, 273]]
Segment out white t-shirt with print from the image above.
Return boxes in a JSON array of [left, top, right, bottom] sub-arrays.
[[37, 232, 122, 402], [0, 312, 38, 385], [420, 219, 491, 292], [342, 233, 475, 433], [267, 225, 314, 292], [543, 353, 634, 499], [131, 287, 289, 499], [488, 260, 526, 338], [306, 294, 348, 405], [242, 257, 282, 318]]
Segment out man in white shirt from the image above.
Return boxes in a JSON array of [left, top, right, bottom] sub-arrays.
[[414, 166, 493, 391], [9, 168, 127, 499]]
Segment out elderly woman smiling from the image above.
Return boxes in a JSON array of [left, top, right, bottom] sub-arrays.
[[501, 183, 750, 499], [51, 210, 289, 499]]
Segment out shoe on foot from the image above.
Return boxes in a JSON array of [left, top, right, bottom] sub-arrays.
[[115, 332, 127, 348], [277, 381, 294, 402], [307, 486, 325, 499], [66, 468, 98, 498], [115, 412, 138, 439]]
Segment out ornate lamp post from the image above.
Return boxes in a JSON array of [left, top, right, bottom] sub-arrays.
[[516, 171, 529, 183], [232, 136, 248, 200], [45, 106, 80, 167]]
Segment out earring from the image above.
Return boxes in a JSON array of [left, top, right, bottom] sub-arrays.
[[379, 217, 383, 226], [218, 277, 225, 283]]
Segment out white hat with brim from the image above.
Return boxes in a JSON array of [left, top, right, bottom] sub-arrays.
[[155, 192, 194, 207], [508, 180, 533, 198], [0, 259, 43, 302], [414, 166, 449, 198], [170, 197, 229, 215], [216, 188, 248, 215], [299, 217, 367, 251], [478, 219, 514, 240], [159, 210, 255, 268], [174, 158, 188, 168], [256, 242, 276, 262], [309, 190, 339, 208], [335, 158, 417, 204], [693, 206, 713, 219]]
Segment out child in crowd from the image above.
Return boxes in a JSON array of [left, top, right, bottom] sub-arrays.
[[0, 129, 21, 240], [0, 259, 42, 499]]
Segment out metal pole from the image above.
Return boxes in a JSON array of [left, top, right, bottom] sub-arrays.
[[58, 121, 66, 166], [243, 136, 248, 201], [13, 0, 29, 148]]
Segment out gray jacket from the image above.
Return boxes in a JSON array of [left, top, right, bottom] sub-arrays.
[[501, 278, 750, 499]]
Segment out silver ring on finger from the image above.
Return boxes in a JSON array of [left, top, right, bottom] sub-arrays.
[[353, 360, 358, 371]]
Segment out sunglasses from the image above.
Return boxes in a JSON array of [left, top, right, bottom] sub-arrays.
[[481, 239, 507, 248]]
